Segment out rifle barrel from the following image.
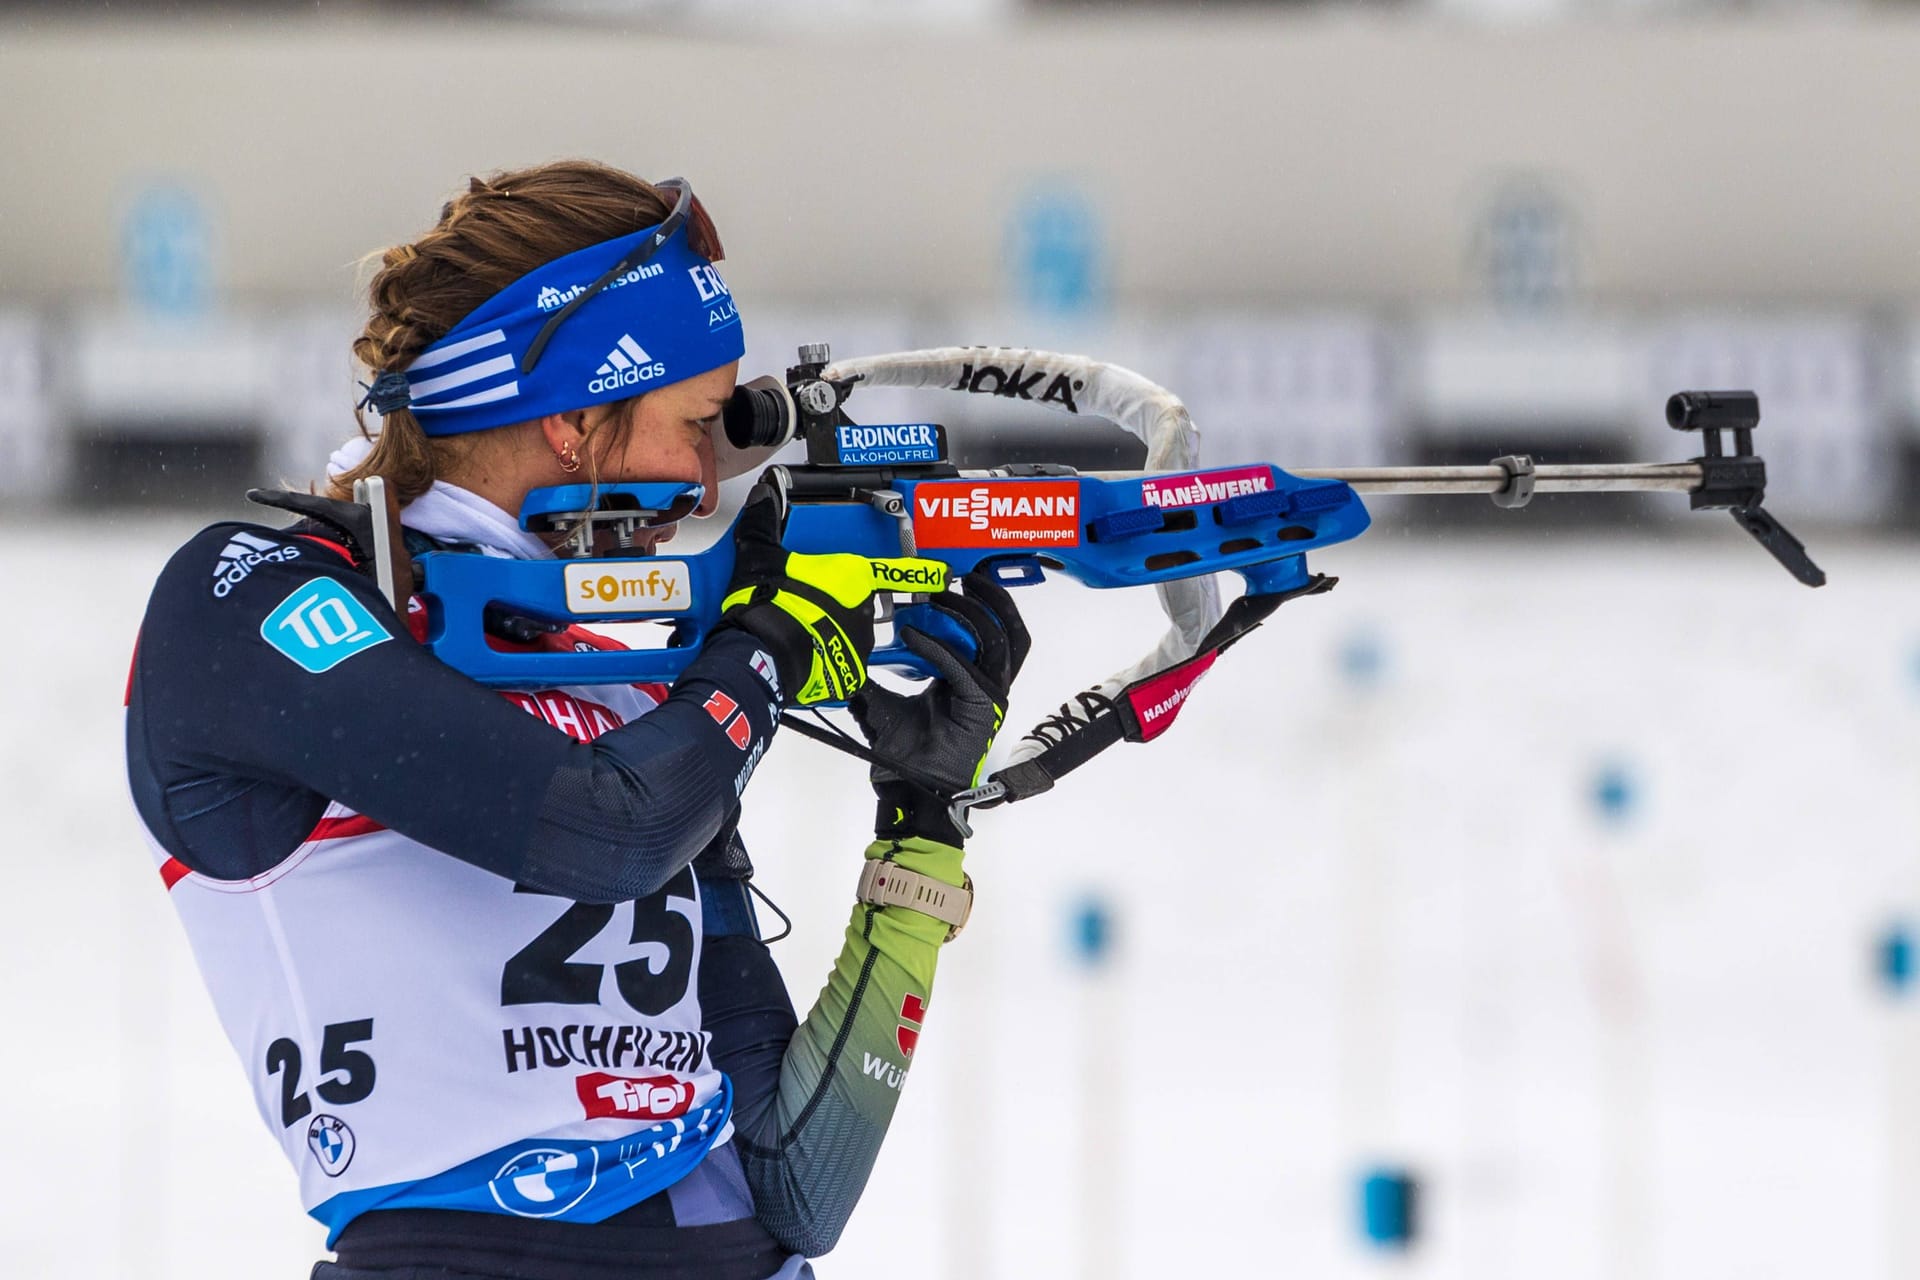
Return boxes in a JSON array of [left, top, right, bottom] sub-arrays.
[[1294, 462, 1702, 496], [1081, 462, 1704, 496]]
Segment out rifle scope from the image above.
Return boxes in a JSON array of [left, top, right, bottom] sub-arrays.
[[723, 376, 799, 449]]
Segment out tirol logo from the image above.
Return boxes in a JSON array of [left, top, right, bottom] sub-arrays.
[[950, 360, 1084, 413], [911, 480, 1080, 549], [564, 561, 690, 614], [588, 335, 666, 395], [575, 1071, 695, 1122], [307, 1114, 355, 1177], [836, 423, 942, 466], [869, 560, 945, 591], [1125, 651, 1218, 743], [1141, 465, 1276, 510], [490, 1146, 599, 1219], [897, 992, 927, 1057], [687, 264, 739, 332]]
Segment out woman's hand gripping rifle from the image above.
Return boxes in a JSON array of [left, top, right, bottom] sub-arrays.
[[716, 482, 951, 707], [850, 572, 1031, 849]]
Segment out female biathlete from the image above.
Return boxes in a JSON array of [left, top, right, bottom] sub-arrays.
[[123, 160, 1027, 1280]]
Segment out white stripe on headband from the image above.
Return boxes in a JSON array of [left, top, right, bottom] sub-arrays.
[[411, 381, 521, 413], [407, 328, 509, 374], [408, 353, 516, 401]]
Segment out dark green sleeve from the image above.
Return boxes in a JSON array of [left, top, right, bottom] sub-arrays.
[[729, 837, 962, 1256]]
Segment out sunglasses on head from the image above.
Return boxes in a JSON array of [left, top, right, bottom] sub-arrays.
[[519, 177, 694, 377]]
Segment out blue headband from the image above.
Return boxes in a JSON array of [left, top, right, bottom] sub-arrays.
[[377, 215, 745, 437]]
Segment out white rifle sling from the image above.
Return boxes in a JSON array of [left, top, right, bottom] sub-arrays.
[[856, 859, 974, 941]]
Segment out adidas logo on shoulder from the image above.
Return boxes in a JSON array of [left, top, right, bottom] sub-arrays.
[[588, 335, 667, 395], [211, 530, 301, 598]]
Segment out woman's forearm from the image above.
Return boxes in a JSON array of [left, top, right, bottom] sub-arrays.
[[725, 837, 962, 1257]]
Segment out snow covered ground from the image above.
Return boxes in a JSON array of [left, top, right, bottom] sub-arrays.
[[4, 512, 1915, 1280]]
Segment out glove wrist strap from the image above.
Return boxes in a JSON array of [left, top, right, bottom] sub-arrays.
[[873, 780, 967, 847], [856, 858, 973, 942]]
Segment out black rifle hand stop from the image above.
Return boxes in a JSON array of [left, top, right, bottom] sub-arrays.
[[1666, 390, 1825, 587]]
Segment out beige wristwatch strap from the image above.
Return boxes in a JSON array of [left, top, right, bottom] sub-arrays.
[[856, 859, 974, 942]]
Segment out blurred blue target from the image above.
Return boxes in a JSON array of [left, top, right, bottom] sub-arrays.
[[1878, 922, 1914, 995], [1337, 627, 1388, 692], [1356, 1165, 1418, 1249], [122, 182, 213, 317], [1008, 183, 1104, 316], [1068, 893, 1114, 969], [1590, 762, 1639, 826]]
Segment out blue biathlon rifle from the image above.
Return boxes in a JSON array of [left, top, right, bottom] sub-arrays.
[[260, 344, 1822, 833]]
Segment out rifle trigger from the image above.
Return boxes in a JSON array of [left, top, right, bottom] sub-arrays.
[[863, 487, 917, 555]]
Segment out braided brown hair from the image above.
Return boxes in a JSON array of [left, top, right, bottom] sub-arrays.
[[334, 161, 727, 503]]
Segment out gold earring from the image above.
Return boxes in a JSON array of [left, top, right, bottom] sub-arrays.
[[558, 446, 582, 474]]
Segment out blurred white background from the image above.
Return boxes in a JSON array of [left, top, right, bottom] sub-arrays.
[[2, 1, 1917, 1277]]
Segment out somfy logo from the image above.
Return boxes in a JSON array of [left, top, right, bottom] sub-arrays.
[[588, 335, 666, 395], [563, 561, 690, 614]]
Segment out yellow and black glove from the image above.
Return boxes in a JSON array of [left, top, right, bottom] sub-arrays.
[[720, 484, 950, 707], [850, 571, 1031, 846]]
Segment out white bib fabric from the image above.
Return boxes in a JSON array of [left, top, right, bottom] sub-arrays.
[[141, 675, 734, 1244], [137, 457, 746, 1244], [137, 478, 745, 1244]]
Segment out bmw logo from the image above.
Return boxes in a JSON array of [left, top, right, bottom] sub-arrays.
[[307, 1114, 356, 1177], [488, 1146, 599, 1219]]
